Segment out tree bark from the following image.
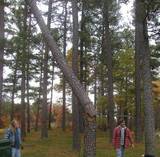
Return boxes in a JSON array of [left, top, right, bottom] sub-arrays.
[[41, 0, 52, 138], [62, 0, 68, 131], [35, 50, 43, 132], [26, 11, 32, 133], [72, 0, 80, 151], [103, 0, 115, 141], [135, 0, 155, 156], [0, 0, 4, 120], [48, 64, 54, 129], [79, 1, 85, 133], [25, 0, 96, 156], [135, 0, 143, 143], [11, 51, 19, 121], [21, 3, 28, 138]]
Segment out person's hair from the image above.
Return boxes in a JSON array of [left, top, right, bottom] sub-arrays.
[[10, 119, 18, 132], [117, 118, 125, 125]]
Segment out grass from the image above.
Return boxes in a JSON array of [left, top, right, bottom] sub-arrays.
[[20, 129, 160, 157], [0, 128, 160, 157]]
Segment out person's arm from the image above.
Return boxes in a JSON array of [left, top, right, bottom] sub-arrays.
[[112, 128, 116, 148], [4, 129, 9, 139], [17, 128, 22, 145], [128, 128, 134, 147], [18, 128, 23, 149]]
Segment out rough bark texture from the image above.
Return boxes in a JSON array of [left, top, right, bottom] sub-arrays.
[[27, 12, 31, 133], [135, 0, 155, 156], [103, 0, 115, 141], [49, 65, 54, 129], [11, 52, 19, 121], [21, 3, 28, 138], [0, 0, 4, 119], [41, 45, 48, 138], [72, 0, 80, 150], [26, 51, 30, 133], [41, 0, 52, 138], [84, 115, 96, 157], [62, 0, 68, 131], [35, 51, 43, 132], [79, 1, 85, 133], [135, 0, 143, 143], [25, 0, 96, 156]]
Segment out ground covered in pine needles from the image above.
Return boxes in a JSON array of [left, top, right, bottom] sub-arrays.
[[21, 129, 160, 157]]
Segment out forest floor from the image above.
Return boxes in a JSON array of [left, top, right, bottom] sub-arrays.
[[21, 129, 160, 157], [0, 128, 160, 157]]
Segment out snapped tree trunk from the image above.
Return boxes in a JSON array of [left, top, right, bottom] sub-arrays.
[[25, 0, 96, 156]]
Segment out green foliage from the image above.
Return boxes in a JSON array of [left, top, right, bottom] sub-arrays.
[[97, 96, 108, 113]]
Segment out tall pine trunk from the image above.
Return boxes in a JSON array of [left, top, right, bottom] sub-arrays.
[[21, 3, 28, 138], [25, 1, 96, 156], [0, 0, 4, 120], [79, 1, 85, 133], [135, 0, 155, 156], [62, 0, 68, 131], [35, 50, 43, 131], [41, 0, 52, 138], [72, 0, 80, 151], [103, 0, 115, 141], [135, 0, 143, 143], [11, 51, 19, 121], [48, 64, 54, 129], [26, 12, 32, 133]]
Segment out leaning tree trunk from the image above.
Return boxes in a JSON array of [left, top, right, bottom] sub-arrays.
[[135, 0, 155, 156], [0, 0, 4, 120], [25, 0, 96, 156]]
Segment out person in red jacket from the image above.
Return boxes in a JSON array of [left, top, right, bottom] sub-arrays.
[[112, 119, 134, 157]]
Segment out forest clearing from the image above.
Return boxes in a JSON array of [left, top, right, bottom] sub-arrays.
[[0, 0, 159, 157]]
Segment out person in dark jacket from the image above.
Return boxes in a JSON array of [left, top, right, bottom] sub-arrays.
[[4, 120, 22, 157]]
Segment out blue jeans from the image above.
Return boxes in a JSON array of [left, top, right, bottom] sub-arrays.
[[116, 146, 125, 157], [12, 148, 21, 157]]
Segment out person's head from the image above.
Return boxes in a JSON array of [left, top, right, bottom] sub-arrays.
[[10, 119, 19, 129], [117, 118, 126, 128]]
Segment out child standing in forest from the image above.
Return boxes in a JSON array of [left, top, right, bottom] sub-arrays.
[[112, 119, 134, 157], [4, 119, 22, 157]]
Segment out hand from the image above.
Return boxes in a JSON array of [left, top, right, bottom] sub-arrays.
[[131, 144, 134, 148], [21, 145, 24, 150]]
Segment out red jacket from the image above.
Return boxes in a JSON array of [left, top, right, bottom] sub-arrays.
[[112, 126, 133, 149]]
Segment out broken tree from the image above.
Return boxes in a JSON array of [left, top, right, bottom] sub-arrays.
[[25, 0, 96, 157]]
